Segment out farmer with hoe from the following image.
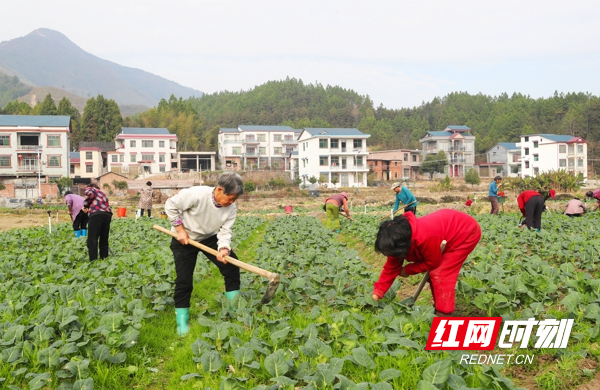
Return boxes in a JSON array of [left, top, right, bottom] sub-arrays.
[[137, 181, 154, 217], [517, 189, 555, 231], [83, 180, 112, 261], [391, 182, 418, 215], [323, 191, 350, 233], [488, 176, 502, 214], [165, 172, 244, 336], [371, 209, 481, 316], [64, 191, 88, 238], [586, 189, 600, 210]]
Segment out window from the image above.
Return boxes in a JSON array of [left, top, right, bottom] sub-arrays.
[[130, 154, 137, 163], [533, 141, 539, 148], [130, 140, 136, 148], [111, 155, 118, 163], [259, 147, 266, 155], [159, 141, 165, 148], [525, 161, 530, 169], [394, 162, 398, 166], [0, 155, 10, 167], [524, 136, 529, 142], [320, 156, 328, 166], [578, 158, 584, 167], [559, 145, 566, 153], [394, 172, 398, 178], [412, 155, 417, 162], [142, 154, 154, 161], [48, 156, 61, 167], [285, 147, 293, 155], [258, 134, 266, 142], [533, 154, 539, 161], [86, 151, 93, 160], [577, 144, 583, 153], [142, 140, 154, 148], [320, 172, 329, 182], [160, 166, 166, 172], [86, 165, 93, 173], [274, 134, 282, 142], [120, 154, 124, 163], [356, 156, 363, 166], [48, 135, 60, 147], [159, 155, 165, 163], [559, 159, 566, 167], [0, 135, 9, 146], [331, 156, 339, 166], [353, 139, 362, 148], [319, 139, 328, 148], [232, 147, 241, 154], [331, 139, 339, 148], [274, 147, 282, 154], [404, 153, 408, 161], [524, 148, 529, 156]]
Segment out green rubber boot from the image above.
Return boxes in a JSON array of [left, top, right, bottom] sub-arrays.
[[175, 308, 189, 336], [224, 290, 240, 309]]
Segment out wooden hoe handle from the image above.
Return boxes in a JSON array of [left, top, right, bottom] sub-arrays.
[[153, 224, 275, 279]]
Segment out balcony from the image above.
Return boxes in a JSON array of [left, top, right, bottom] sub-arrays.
[[223, 140, 243, 144], [449, 146, 466, 152], [17, 145, 43, 151], [281, 137, 297, 145], [450, 158, 467, 164], [16, 165, 40, 172], [243, 137, 260, 144]]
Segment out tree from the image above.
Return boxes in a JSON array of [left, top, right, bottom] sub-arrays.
[[465, 169, 481, 187], [308, 176, 318, 185], [80, 95, 123, 143], [57, 97, 81, 147], [51, 177, 72, 195], [33, 93, 57, 115], [420, 151, 447, 179], [331, 175, 339, 188]]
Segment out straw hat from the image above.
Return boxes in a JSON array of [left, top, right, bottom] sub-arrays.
[[391, 182, 401, 190]]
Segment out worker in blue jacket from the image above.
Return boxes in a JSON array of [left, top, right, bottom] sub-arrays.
[[391, 182, 418, 215]]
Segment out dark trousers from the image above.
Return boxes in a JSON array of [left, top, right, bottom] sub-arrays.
[[170, 235, 241, 308], [87, 212, 112, 260], [489, 196, 499, 214], [404, 206, 417, 215], [73, 210, 89, 230], [524, 196, 545, 229], [140, 209, 152, 217]]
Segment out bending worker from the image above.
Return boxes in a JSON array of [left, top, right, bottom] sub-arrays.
[[371, 209, 481, 316], [324, 191, 350, 233], [517, 189, 555, 231], [391, 182, 418, 215], [165, 172, 244, 336]]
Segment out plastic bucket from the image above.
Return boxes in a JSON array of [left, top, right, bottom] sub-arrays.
[[284, 205, 293, 214], [117, 207, 127, 217]]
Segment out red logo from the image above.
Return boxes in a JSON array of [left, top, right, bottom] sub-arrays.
[[426, 317, 502, 350]]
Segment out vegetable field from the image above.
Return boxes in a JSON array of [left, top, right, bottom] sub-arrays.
[[1, 211, 599, 389]]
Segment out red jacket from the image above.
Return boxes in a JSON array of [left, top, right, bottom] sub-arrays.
[[373, 210, 480, 298], [517, 190, 542, 216]]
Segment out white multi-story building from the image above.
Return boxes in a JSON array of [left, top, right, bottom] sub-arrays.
[[0, 115, 71, 182], [297, 128, 370, 188], [518, 134, 587, 178], [110, 127, 178, 176], [419, 125, 475, 177], [477, 142, 521, 178], [217, 125, 300, 171]]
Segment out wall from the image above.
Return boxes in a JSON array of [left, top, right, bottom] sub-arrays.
[[0, 182, 15, 197]]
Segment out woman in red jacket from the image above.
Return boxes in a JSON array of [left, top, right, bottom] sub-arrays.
[[517, 190, 554, 231], [371, 209, 481, 315]]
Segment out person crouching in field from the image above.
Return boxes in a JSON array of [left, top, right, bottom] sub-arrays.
[[371, 209, 481, 316], [164, 172, 244, 337], [324, 192, 350, 233], [564, 197, 587, 217], [586, 189, 600, 211]]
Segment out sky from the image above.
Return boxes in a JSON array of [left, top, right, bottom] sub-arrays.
[[2, 0, 600, 109]]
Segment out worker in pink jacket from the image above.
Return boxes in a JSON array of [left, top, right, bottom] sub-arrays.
[[371, 209, 481, 315]]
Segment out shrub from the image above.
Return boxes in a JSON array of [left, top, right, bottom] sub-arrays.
[[244, 180, 256, 193]]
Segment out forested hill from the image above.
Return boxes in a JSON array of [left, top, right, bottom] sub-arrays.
[[183, 78, 600, 159]]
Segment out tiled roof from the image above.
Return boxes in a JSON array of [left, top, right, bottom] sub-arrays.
[[220, 128, 239, 133], [120, 127, 171, 135], [302, 128, 369, 137], [445, 125, 471, 131], [238, 125, 294, 131], [79, 142, 116, 151], [498, 142, 519, 150], [0, 115, 71, 127]]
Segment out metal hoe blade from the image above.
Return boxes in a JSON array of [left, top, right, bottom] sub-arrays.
[[260, 273, 281, 304]]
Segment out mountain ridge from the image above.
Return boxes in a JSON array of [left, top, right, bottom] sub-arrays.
[[0, 28, 203, 108]]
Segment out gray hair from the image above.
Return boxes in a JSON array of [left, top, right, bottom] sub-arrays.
[[218, 172, 244, 196]]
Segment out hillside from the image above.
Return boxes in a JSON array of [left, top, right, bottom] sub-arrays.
[[17, 86, 88, 113], [0, 28, 203, 107]]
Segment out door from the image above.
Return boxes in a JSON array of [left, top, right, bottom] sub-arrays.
[[341, 141, 347, 152], [341, 173, 349, 187]]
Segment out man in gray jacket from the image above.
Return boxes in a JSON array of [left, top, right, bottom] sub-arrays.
[[165, 172, 244, 336]]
